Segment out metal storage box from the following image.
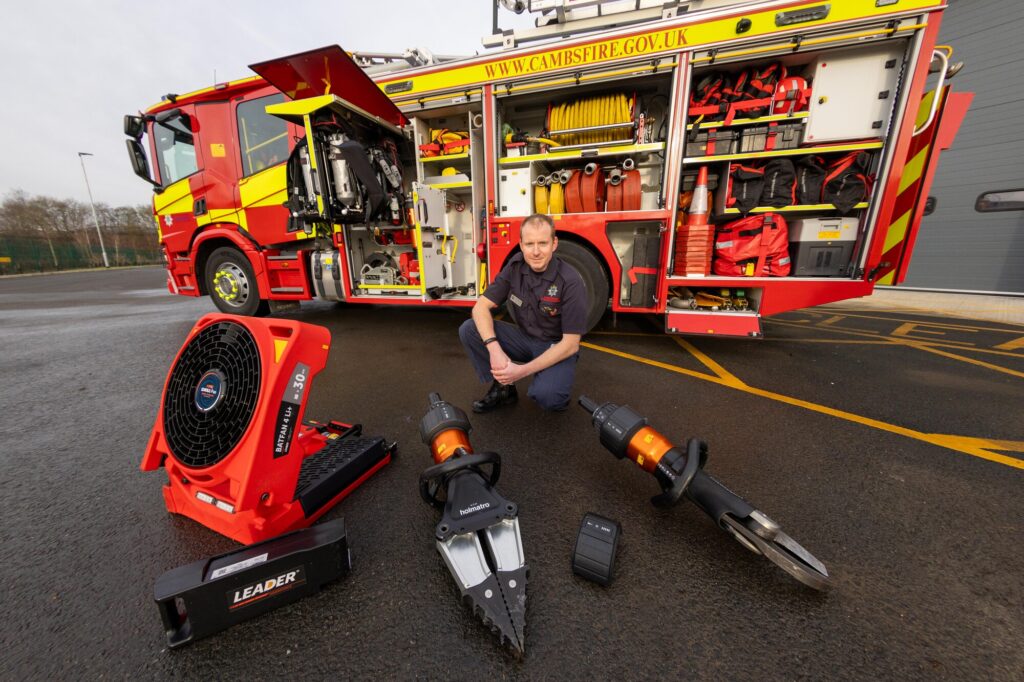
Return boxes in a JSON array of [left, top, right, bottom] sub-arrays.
[[498, 168, 533, 216], [804, 42, 907, 143], [788, 217, 859, 277]]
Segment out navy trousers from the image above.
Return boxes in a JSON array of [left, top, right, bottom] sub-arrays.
[[459, 319, 578, 411]]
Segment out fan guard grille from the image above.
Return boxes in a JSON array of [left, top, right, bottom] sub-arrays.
[[163, 321, 262, 468]]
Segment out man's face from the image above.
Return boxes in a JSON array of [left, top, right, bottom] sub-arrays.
[[520, 221, 557, 273]]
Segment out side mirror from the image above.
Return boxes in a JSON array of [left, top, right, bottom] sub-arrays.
[[123, 114, 145, 138], [126, 139, 158, 188]]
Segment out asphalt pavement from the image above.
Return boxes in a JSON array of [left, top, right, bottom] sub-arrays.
[[1, 266, 1021, 680]]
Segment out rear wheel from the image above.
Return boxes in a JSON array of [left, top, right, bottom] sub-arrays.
[[556, 240, 609, 333], [205, 246, 269, 317]]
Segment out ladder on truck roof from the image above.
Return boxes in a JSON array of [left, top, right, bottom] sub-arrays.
[[486, 0, 757, 49], [351, 48, 468, 76]]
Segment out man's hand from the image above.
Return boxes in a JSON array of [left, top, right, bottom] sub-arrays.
[[489, 345, 515, 384], [492, 360, 528, 385]]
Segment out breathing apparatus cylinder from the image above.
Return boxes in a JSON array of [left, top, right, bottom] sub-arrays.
[[327, 134, 358, 204]]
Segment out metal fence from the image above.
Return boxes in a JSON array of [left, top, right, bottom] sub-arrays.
[[0, 230, 162, 275]]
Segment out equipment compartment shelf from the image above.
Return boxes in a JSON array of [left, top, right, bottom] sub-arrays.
[[686, 112, 809, 130], [419, 152, 470, 163], [425, 181, 473, 189], [499, 142, 665, 166], [720, 202, 868, 215], [684, 140, 882, 164]]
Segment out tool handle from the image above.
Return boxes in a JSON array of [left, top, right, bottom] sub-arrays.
[[419, 451, 502, 508], [578, 395, 599, 414], [684, 470, 755, 525]]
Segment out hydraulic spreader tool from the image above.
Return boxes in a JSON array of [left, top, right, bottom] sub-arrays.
[[577, 396, 831, 591], [418, 393, 528, 654]]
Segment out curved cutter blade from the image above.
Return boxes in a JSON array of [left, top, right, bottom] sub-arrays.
[[721, 514, 831, 591]]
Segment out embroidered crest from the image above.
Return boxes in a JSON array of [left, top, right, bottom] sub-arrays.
[[547, 284, 558, 297]]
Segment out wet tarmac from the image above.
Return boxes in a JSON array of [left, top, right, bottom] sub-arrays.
[[1, 267, 1021, 679]]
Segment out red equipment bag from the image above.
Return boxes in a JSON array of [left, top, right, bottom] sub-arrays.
[[713, 213, 791, 277], [689, 71, 733, 121], [729, 62, 786, 119], [726, 163, 766, 214], [822, 151, 873, 213]]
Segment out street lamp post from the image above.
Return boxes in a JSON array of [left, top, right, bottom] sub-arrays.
[[77, 152, 110, 268]]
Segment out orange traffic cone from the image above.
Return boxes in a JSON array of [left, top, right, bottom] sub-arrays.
[[675, 166, 713, 276], [687, 165, 709, 227]]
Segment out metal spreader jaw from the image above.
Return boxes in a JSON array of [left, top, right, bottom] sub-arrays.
[[578, 396, 831, 591], [419, 393, 528, 654]]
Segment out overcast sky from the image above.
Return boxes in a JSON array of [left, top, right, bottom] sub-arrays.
[[0, 1, 533, 208]]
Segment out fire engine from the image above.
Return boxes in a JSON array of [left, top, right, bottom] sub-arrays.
[[123, 0, 970, 337]]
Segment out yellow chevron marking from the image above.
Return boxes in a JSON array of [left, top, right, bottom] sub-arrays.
[[883, 210, 912, 254], [274, 339, 288, 364], [581, 340, 1024, 470], [898, 144, 930, 194]]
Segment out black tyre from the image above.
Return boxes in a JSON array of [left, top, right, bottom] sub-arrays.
[[557, 240, 609, 333], [205, 246, 269, 317]]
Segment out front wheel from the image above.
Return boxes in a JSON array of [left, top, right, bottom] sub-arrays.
[[205, 246, 269, 317], [556, 240, 609, 333]]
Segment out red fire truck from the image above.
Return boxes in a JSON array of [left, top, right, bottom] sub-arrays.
[[124, 0, 970, 337]]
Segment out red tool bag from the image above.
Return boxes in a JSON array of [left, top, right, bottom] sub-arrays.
[[713, 213, 791, 277]]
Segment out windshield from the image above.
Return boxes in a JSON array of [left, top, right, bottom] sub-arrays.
[[153, 115, 198, 186]]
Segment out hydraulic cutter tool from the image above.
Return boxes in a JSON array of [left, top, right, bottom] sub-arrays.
[[578, 396, 831, 590], [418, 393, 528, 653]]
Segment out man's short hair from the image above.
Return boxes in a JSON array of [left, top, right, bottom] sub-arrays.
[[521, 213, 557, 240]]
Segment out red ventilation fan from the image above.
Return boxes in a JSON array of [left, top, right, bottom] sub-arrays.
[[142, 313, 392, 544]]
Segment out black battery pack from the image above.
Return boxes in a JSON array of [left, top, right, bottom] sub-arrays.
[[154, 517, 351, 648], [572, 512, 622, 586]]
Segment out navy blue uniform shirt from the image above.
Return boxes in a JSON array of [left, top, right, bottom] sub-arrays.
[[483, 253, 587, 341]]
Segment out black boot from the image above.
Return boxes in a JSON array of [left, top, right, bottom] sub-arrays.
[[472, 381, 518, 413]]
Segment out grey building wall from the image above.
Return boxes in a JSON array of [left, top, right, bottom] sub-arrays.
[[903, 0, 1024, 293]]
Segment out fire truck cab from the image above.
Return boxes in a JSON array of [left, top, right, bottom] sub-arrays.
[[124, 0, 970, 337]]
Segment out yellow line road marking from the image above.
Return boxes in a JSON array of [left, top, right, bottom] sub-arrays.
[[763, 338, 899, 345], [897, 340, 1024, 379], [671, 336, 744, 386], [588, 330, 664, 338], [995, 336, 1024, 351], [891, 321, 977, 346], [812, 309, 1024, 334], [769, 319, 1024, 368], [582, 341, 723, 384], [581, 341, 1024, 470]]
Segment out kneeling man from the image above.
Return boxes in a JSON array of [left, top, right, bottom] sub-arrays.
[[459, 214, 587, 412]]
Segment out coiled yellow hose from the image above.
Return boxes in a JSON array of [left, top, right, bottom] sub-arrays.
[[549, 94, 632, 145]]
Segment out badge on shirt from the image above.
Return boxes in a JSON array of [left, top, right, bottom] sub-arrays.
[[510, 294, 523, 307], [540, 291, 561, 317]]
